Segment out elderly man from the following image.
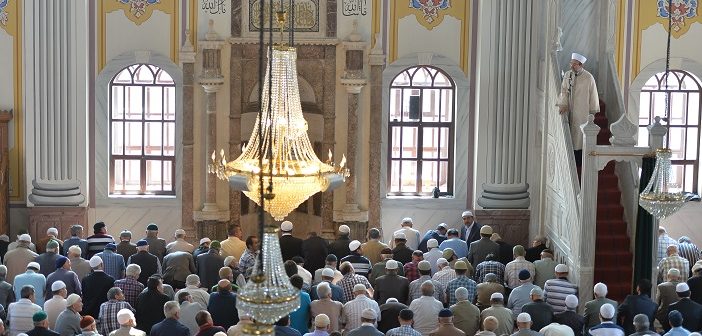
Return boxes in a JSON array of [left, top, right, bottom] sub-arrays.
[[96, 243, 126, 281], [27, 311, 59, 336], [657, 227, 679, 264], [629, 314, 658, 336], [86, 222, 116, 259], [587, 304, 624, 336], [81, 256, 115, 319], [79, 316, 99, 336], [659, 245, 690, 283], [341, 283, 381, 331], [584, 283, 618, 331], [114, 264, 144, 309], [63, 225, 88, 259], [207, 279, 239, 330], [0, 265, 15, 309], [193, 238, 210, 259], [451, 287, 481, 336], [99, 287, 134, 336], [533, 249, 558, 288], [237, 236, 258, 280], [341, 240, 372, 279], [526, 236, 548, 263], [378, 298, 407, 333], [337, 262, 373, 303], [618, 279, 657, 335], [433, 258, 457, 290], [166, 229, 195, 255], [176, 292, 202, 336], [46, 256, 81, 300], [14, 262, 47, 307], [513, 313, 543, 336], [141, 224, 166, 261], [460, 211, 482, 244], [55, 294, 83, 336], [428, 308, 465, 336], [467, 226, 500, 267], [391, 218, 421, 251], [657, 268, 683, 325], [8, 285, 43, 336], [329, 225, 352, 261], [478, 316, 500, 336], [310, 282, 343, 332], [162, 250, 196, 289], [386, 309, 421, 336], [481, 293, 514, 336], [369, 248, 404, 286], [409, 281, 444, 335], [508, 270, 539, 317], [196, 240, 224, 290], [522, 288, 554, 331], [446, 261, 476, 306], [136, 276, 169, 333], [346, 308, 383, 336], [313, 254, 343, 285], [278, 221, 303, 262], [37, 228, 63, 255], [116, 231, 137, 264], [553, 295, 584, 336], [419, 223, 448, 253], [505, 246, 535, 289], [66, 246, 91, 281], [665, 283, 702, 332], [127, 240, 161, 286], [174, 274, 209, 308], [543, 264, 578, 313], [392, 233, 415, 265], [476, 273, 506, 311], [491, 233, 515, 266], [149, 301, 189, 336], [310, 268, 344, 302], [374, 260, 410, 304], [109, 308, 146, 336], [440, 229, 469, 259], [425, 239, 444, 274], [361, 228, 388, 265], [410, 261, 444, 302], [303, 314, 330, 336], [43, 281, 67, 329], [35, 240, 61, 278]]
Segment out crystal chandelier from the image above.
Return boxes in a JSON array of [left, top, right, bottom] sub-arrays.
[[209, 45, 349, 221], [638, 6, 686, 220]]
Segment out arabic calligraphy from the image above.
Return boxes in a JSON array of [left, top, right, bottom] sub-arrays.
[[249, 0, 319, 32], [342, 0, 367, 16], [202, 0, 226, 15]]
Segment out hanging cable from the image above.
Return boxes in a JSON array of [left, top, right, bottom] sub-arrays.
[[255, 0, 266, 275]]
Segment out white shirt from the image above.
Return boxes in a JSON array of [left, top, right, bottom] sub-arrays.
[[297, 265, 313, 285], [541, 323, 575, 336], [175, 286, 210, 309], [8, 298, 42, 336], [44, 295, 68, 329], [391, 227, 421, 251], [409, 296, 443, 336], [341, 295, 380, 331]]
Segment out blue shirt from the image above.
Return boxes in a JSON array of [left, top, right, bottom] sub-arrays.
[[589, 321, 625, 336], [96, 250, 126, 280], [14, 270, 47, 306], [290, 291, 311, 335], [664, 327, 691, 336], [310, 281, 344, 302], [439, 238, 469, 259], [63, 237, 88, 259], [274, 326, 302, 336]]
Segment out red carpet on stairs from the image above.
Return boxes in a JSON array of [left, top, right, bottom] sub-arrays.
[[589, 104, 634, 302]]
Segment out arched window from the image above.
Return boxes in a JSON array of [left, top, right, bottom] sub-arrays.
[[387, 66, 455, 196], [109, 64, 176, 195], [637, 70, 702, 193]]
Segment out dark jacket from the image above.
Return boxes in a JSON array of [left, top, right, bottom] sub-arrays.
[[302, 235, 328, 274], [27, 327, 60, 336], [196, 249, 225, 291], [207, 290, 239, 329], [149, 318, 190, 336], [392, 245, 414, 265], [374, 274, 410, 305], [328, 237, 351, 261], [116, 241, 137, 265], [665, 297, 702, 332], [617, 294, 657, 335], [526, 244, 547, 263], [418, 230, 447, 252], [553, 310, 584, 336], [688, 275, 702, 305], [81, 270, 115, 318], [378, 301, 408, 333], [136, 289, 170, 333], [195, 325, 226, 336], [495, 240, 514, 266], [522, 300, 554, 331], [127, 251, 160, 286], [460, 222, 482, 244], [280, 235, 304, 262]]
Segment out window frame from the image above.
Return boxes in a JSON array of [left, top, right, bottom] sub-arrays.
[[386, 65, 456, 197], [108, 64, 177, 196]]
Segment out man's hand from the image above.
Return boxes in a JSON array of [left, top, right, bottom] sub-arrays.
[[559, 106, 568, 114]]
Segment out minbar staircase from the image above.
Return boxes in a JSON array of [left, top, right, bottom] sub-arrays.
[[591, 103, 633, 302]]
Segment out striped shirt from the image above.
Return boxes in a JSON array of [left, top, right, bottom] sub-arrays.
[[678, 242, 700, 267], [409, 275, 444, 302], [7, 298, 42, 336], [505, 257, 535, 289], [341, 295, 380, 331], [445, 275, 477, 306], [340, 253, 372, 278], [543, 277, 579, 313], [86, 234, 116, 259], [338, 273, 373, 303]]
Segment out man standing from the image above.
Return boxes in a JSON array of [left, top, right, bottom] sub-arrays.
[[341, 240, 372, 278], [5, 234, 39, 284], [543, 264, 578, 313], [617, 279, 657, 335], [310, 268, 344, 302], [302, 232, 329, 275], [664, 283, 702, 332], [35, 240, 61, 278], [476, 274, 505, 311], [99, 287, 135, 336], [445, 261, 476, 306], [66, 246, 91, 281], [557, 52, 599, 167], [587, 304, 624, 336], [114, 264, 144, 309], [96, 243, 126, 281], [418, 223, 448, 253], [55, 294, 83, 336], [391, 218, 421, 251], [409, 261, 444, 303], [166, 229, 195, 254], [238, 236, 259, 280], [63, 225, 88, 259], [149, 301, 189, 336], [81, 256, 115, 319], [7, 285, 43, 336], [658, 245, 690, 283], [522, 288, 554, 332], [513, 313, 543, 336], [440, 229, 469, 259], [27, 311, 59, 336], [481, 293, 514, 336], [14, 262, 47, 307], [193, 238, 211, 259], [378, 298, 407, 333], [341, 284, 380, 332], [162, 250, 196, 289], [533, 249, 558, 288], [218, 226, 244, 261], [505, 246, 535, 290], [409, 281, 444, 336], [142, 224, 166, 262], [526, 236, 548, 263], [279, 221, 303, 262], [115, 231, 137, 265], [450, 287, 481, 336], [391, 233, 414, 266], [86, 222, 116, 259], [424, 239, 444, 274], [328, 225, 352, 261], [110, 309, 146, 336], [361, 228, 387, 265], [429, 309, 465, 336], [374, 260, 409, 304], [677, 237, 700, 274], [127, 240, 161, 286], [36, 228, 63, 255], [657, 268, 682, 326], [584, 283, 618, 331], [177, 292, 203, 336], [657, 227, 678, 264], [337, 262, 373, 304], [403, 250, 423, 283], [467, 226, 500, 267], [174, 274, 210, 308], [553, 295, 584, 336], [43, 281, 67, 329], [460, 211, 481, 244], [386, 309, 421, 336], [45, 256, 81, 299], [345, 308, 383, 336], [197, 241, 225, 290], [507, 270, 539, 318]]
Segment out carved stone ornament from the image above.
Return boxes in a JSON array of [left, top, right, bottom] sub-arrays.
[[609, 114, 638, 147]]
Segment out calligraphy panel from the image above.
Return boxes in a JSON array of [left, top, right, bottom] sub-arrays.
[[249, 0, 320, 32], [342, 0, 368, 16]]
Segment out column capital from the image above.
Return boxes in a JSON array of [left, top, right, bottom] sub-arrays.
[[369, 54, 386, 66], [340, 79, 367, 93], [200, 77, 225, 93]]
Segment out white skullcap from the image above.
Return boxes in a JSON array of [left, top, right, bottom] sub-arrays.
[[386, 298, 399, 303], [572, 53, 587, 64], [19, 234, 32, 242], [594, 282, 608, 296], [174, 229, 185, 235], [490, 292, 504, 300], [600, 303, 615, 319], [117, 309, 135, 325], [223, 256, 236, 267], [394, 232, 406, 240], [361, 308, 377, 320], [89, 256, 103, 268], [280, 221, 293, 232], [0, 234, 8, 242], [314, 314, 330, 327], [437, 258, 448, 265], [427, 239, 439, 248], [677, 282, 691, 292], [47, 228, 59, 235], [401, 217, 413, 224], [321, 268, 335, 278], [338, 225, 350, 234], [517, 313, 532, 323], [554, 264, 568, 273], [693, 261, 702, 273], [437, 223, 448, 229], [348, 240, 361, 251], [51, 281, 66, 291], [199, 237, 211, 245], [462, 211, 473, 217], [213, 333, 226, 336], [27, 262, 41, 270], [353, 284, 367, 293], [455, 287, 469, 301], [565, 294, 579, 309], [386, 260, 399, 270], [66, 293, 81, 307]]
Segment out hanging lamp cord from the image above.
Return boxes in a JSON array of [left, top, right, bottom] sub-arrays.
[[664, 1, 672, 149]]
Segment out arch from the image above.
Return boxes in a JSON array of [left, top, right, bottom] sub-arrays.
[[94, 51, 183, 203]]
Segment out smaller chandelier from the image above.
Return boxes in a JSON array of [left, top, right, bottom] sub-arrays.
[[639, 148, 686, 219]]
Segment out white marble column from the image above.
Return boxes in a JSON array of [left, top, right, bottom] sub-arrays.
[[578, 114, 601, 303], [477, 0, 534, 209], [24, 0, 88, 206], [180, 32, 197, 235]]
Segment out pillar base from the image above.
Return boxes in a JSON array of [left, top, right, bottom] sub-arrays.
[[333, 204, 369, 223], [28, 180, 86, 206], [29, 207, 88, 239], [477, 183, 530, 209]]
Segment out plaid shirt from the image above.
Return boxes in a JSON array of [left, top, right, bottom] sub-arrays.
[[474, 260, 505, 283], [658, 234, 678, 263], [445, 275, 477, 306], [403, 261, 420, 282], [96, 250, 126, 280], [98, 300, 134, 336], [433, 266, 457, 289], [337, 273, 373, 303], [504, 257, 535, 289], [386, 324, 422, 336], [658, 254, 690, 282], [409, 275, 444, 303], [113, 276, 144, 308]]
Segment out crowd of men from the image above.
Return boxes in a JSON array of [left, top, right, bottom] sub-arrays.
[[0, 213, 700, 336]]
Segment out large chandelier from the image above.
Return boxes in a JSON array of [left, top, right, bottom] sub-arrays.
[[209, 46, 349, 220], [638, 6, 686, 220]]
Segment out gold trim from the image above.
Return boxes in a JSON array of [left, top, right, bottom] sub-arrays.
[[372, 0, 381, 39], [615, 0, 626, 84], [189, 0, 197, 49], [461, 1, 470, 73], [633, 1, 641, 79], [588, 151, 652, 157], [390, 1, 397, 63]]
